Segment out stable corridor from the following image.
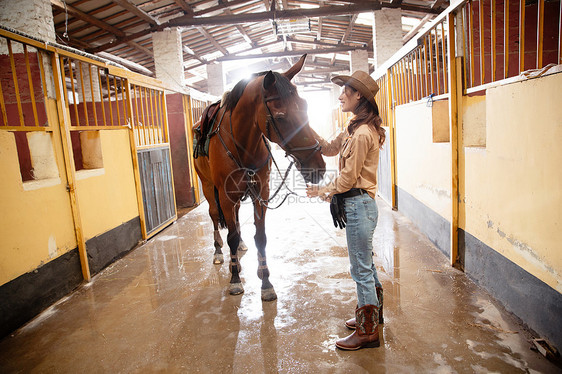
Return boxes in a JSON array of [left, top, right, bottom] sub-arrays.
[[0, 197, 558, 373]]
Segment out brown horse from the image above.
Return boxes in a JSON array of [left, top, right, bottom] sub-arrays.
[[193, 55, 325, 301]]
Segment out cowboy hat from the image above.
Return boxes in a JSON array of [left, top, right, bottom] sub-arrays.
[[331, 71, 379, 110]]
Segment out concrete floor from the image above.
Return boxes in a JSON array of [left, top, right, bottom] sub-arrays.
[[0, 197, 559, 373]]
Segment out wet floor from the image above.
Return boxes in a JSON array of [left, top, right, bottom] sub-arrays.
[[0, 197, 559, 373]]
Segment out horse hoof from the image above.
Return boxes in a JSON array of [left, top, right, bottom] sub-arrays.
[[238, 241, 248, 252], [213, 254, 224, 264], [261, 287, 277, 302], [229, 283, 244, 295]]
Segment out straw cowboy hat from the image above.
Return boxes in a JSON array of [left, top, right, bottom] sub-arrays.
[[331, 71, 380, 110]]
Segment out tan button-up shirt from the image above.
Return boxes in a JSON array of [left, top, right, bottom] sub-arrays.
[[316, 121, 380, 200]]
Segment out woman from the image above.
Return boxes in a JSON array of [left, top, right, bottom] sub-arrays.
[[306, 70, 385, 350]]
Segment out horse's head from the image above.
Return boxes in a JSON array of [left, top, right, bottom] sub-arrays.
[[259, 54, 326, 184]]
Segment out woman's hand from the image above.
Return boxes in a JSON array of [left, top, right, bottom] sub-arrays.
[[306, 184, 319, 198], [306, 184, 332, 201]]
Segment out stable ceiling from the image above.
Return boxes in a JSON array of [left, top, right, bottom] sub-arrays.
[[51, 0, 448, 93]]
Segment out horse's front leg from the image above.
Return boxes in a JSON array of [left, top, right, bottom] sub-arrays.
[[235, 203, 248, 253], [218, 194, 244, 295], [254, 202, 277, 301]]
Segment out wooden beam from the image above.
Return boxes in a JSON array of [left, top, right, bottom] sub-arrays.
[[173, 0, 194, 15], [52, 0, 125, 37], [167, 3, 385, 28], [402, 14, 433, 43], [215, 45, 368, 61], [87, 2, 439, 53], [196, 27, 229, 55], [111, 0, 160, 26], [224, 8, 256, 47], [52, 0, 154, 60], [341, 14, 358, 43]]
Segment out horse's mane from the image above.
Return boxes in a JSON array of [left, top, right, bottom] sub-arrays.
[[223, 71, 297, 112]]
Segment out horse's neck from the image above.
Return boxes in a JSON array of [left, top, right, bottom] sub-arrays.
[[230, 107, 268, 166]]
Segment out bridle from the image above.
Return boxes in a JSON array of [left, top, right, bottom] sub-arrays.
[[211, 78, 323, 212], [262, 88, 322, 166]]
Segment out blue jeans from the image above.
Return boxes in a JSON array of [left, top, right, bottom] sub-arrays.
[[344, 193, 381, 308]]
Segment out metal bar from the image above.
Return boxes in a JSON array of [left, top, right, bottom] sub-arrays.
[[7, 40, 25, 127], [105, 73, 114, 125], [441, 21, 448, 93], [51, 51, 91, 281], [429, 31, 435, 94], [97, 67, 107, 125], [479, 0, 485, 84], [158, 91, 165, 143], [77, 62, 89, 126], [113, 76, 121, 126], [120, 78, 127, 127], [399, 60, 405, 105], [404, 54, 413, 103], [412, 52, 417, 100], [155, 90, 162, 144], [491, 0, 497, 81], [519, 0, 525, 72], [37, 52, 49, 109], [424, 36, 430, 96], [409, 54, 414, 101], [161, 91, 169, 143], [142, 87, 151, 145], [59, 56, 70, 114], [147, 88, 155, 144], [23, 45, 40, 127], [536, 0, 544, 68], [435, 28, 442, 95], [84, 64, 98, 126], [504, 0, 510, 79], [136, 85, 147, 146], [67, 58, 80, 126], [0, 73, 7, 126], [132, 85, 144, 146]]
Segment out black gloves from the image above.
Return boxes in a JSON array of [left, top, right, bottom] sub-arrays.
[[330, 194, 347, 229]]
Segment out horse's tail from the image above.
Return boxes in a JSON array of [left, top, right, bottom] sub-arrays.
[[214, 187, 227, 229]]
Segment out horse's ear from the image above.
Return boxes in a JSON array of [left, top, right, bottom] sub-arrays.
[[283, 54, 307, 81], [263, 71, 276, 90]]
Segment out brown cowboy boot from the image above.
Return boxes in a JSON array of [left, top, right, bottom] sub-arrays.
[[336, 304, 380, 350], [345, 287, 384, 329]]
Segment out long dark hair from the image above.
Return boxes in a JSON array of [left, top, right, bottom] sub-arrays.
[[345, 85, 386, 148]]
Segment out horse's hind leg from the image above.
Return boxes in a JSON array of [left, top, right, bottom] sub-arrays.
[[254, 203, 277, 301], [202, 183, 224, 264]]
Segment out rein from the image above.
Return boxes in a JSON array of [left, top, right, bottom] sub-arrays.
[[211, 107, 297, 213]]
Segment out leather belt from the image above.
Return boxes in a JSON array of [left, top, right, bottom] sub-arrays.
[[339, 188, 367, 198]]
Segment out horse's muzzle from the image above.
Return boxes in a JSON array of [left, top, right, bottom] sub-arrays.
[[301, 168, 325, 184]]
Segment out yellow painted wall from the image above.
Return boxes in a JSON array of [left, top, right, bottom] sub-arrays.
[[462, 73, 562, 292], [395, 100, 452, 220], [0, 100, 76, 286], [76, 129, 139, 240], [1, 97, 140, 286]]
